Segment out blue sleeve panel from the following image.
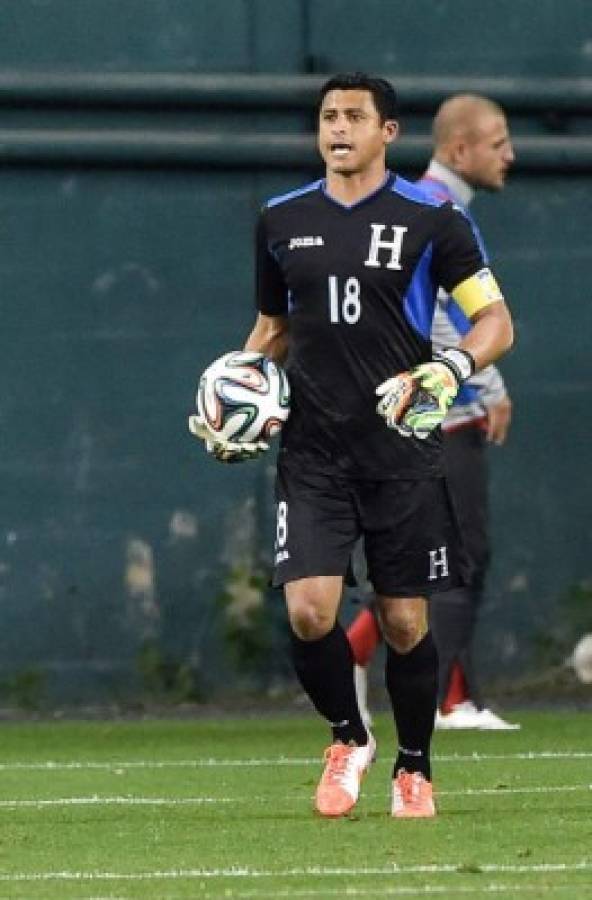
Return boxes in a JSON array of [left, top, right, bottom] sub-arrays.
[[462, 210, 489, 265], [392, 174, 442, 208], [445, 296, 471, 337], [402, 241, 437, 340]]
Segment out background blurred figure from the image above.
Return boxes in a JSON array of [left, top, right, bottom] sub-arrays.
[[348, 94, 520, 731]]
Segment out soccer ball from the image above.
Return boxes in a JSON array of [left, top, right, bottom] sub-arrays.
[[197, 350, 290, 443], [571, 633, 592, 684]]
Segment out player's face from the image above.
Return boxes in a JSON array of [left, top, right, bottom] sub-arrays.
[[460, 113, 515, 191], [318, 89, 398, 176]]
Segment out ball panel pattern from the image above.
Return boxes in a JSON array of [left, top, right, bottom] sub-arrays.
[[197, 351, 290, 443]]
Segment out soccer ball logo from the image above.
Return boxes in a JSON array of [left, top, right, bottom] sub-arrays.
[[197, 351, 290, 443]]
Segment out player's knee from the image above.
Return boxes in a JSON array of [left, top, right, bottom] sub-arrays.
[[381, 608, 425, 653], [288, 600, 335, 641]]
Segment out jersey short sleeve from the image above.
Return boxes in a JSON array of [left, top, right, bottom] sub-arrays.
[[430, 204, 487, 295], [255, 212, 289, 316]]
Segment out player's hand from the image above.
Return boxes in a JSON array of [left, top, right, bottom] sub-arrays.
[[188, 414, 269, 463], [485, 395, 512, 445], [376, 350, 474, 439], [375, 372, 417, 433]]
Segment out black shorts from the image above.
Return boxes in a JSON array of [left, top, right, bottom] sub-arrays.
[[272, 451, 464, 597]]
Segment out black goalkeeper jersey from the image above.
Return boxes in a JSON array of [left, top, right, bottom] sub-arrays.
[[256, 171, 486, 479]]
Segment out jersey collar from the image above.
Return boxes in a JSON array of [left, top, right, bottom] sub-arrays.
[[321, 170, 395, 210]]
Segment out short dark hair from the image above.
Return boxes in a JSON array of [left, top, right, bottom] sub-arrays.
[[318, 72, 398, 123]]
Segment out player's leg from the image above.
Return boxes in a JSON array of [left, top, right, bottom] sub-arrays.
[[273, 453, 374, 816], [285, 576, 369, 749], [361, 476, 462, 818], [285, 575, 375, 816], [377, 594, 437, 818]]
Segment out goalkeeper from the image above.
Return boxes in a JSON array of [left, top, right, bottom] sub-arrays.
[[190, 74, 514, 821]]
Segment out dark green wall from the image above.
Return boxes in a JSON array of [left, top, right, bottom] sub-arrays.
[[1, 0, 590, 75], [0, 168, 266, 699], [0, 1, 590, 703], [307, 0, 592, 76], [0, 0, 306, 72], [471, 178, 592, 673]]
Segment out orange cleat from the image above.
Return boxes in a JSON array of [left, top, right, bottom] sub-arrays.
[[315, 735, 376, 817], [391, 770, 436, 818]]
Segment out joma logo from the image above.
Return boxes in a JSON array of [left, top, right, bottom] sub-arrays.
[[288, 236, 324, 250]]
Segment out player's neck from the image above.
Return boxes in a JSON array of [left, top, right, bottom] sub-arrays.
[[324, 166, 390, 206]]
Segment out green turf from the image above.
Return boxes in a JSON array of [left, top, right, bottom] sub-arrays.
[[0, 711, 590, 898]]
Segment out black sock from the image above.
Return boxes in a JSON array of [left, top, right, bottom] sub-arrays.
[[290, 623, 368, 746], [385, 632, 438, 780]]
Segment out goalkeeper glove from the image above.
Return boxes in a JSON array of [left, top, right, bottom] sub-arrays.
[[188, 414, 269, 463], [376, 348, 475, 439]]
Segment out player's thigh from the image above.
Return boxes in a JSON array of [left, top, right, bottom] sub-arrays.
[[359, 477, 462, 597], [272, 453, 360, 589]]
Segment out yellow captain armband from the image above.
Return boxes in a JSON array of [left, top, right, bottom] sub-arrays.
[[451, 267, 505, 318]]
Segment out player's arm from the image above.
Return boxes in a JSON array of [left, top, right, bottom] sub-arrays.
[[246, 209, 292, 360], [451, 270, 514, 370], [457, 295, 513, 443], [377, 206, 514, 439], [244, 312, 290, 364], [435, 285, 513, 443], [377, 274, 513, 439]]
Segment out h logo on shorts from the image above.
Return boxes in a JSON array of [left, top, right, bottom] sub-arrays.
[[428, 546, 449, 580]]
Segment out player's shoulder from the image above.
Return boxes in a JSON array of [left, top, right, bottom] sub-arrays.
[[263, 179, 324, 212], [389, 175, 447, 209], [414, 177, 479, 235], [388, 175, 464, 230]]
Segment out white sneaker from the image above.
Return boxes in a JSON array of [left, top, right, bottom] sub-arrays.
[[315, 733, 377, 817], [353, 664, 373, 729], [476, 708, 521, 731], [436, 701, 521, 731], [435, 701, 482, 729], [391, 770, 436, 818]]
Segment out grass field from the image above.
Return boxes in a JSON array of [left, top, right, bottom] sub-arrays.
[[0, 710, 590, 898]]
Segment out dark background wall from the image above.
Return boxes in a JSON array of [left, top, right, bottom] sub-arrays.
[[0, 0, 590, 704]]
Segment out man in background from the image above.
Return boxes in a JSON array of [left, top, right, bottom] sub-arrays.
[[347, 94, 520, 730]]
